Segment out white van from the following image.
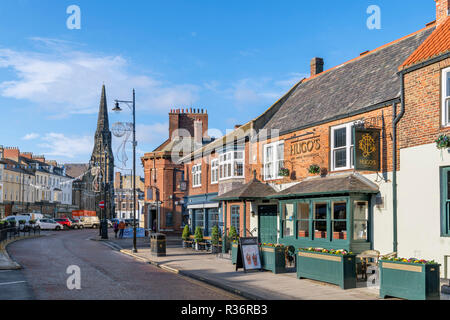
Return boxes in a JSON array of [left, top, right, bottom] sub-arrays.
[[2, 215, 32, 227], [79, 216, 100, 228]]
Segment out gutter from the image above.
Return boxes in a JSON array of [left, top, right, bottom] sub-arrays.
[[392, 73, 406, 254]]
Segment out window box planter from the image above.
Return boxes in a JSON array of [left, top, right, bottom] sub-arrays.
[[298, 230, 309, 238], [314, 231, 327, 239], [260, 245, 286, 274], [297, 250, 357, 289], [333, 231, 347, 240], [379, 260, 440, 300], [231, 243, 239, 265]]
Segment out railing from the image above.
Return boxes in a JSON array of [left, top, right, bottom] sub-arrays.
[[0, 225, 41, 245]]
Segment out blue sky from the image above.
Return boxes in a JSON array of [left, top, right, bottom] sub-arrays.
[[0, 0, 436, 175]]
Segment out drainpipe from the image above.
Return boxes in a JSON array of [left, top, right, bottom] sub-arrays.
[[392, 72, 405, 253]]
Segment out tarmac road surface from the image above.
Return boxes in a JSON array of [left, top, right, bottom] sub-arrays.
[[4, 229, 242, 300]]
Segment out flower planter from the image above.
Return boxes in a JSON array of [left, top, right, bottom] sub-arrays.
[[379, 260, 440, 300], [314, 231, 327, 239], [298, 230, 309, 238], [182, 240, 187, 248], [332, 232, 347, 240], [231, 243, 239, 265], [260, 246, 286, 274], [297, 251, 357, 289]]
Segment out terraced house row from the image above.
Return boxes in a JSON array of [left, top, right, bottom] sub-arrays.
[[0, 146, 74, 218], [142, 0, 450, 272]]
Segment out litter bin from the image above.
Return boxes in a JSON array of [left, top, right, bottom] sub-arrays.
[[150, 233, 166, 257]]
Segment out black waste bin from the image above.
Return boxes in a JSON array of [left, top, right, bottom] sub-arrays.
[[150, 233, 166, 257]]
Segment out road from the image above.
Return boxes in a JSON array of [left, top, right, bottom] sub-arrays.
[[3, 229, 242, 300]]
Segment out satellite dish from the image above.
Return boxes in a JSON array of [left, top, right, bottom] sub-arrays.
[[112, 122, 126, 137]]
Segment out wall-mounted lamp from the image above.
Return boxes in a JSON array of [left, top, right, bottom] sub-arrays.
[[251, 210, 256, 217]]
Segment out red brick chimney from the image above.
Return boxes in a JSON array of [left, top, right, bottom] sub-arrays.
[[20, 152, 33, 160], [168, 108, 208, 141], [3, 147, 20, 161], [311, 57, 324, 77], [436, 0, 450, 26]]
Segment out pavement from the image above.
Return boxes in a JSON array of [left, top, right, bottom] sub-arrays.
[[0, 233, 43, 270], [99, 235, 384, 300]]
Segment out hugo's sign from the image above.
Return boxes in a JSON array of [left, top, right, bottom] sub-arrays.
[[290, 137, 321, 156]]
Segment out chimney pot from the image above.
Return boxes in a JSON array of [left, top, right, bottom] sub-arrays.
[[310, 57, 324, 77]]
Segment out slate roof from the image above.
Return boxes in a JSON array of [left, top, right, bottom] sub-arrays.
[[259, 26, 435, 135], [401, 18, 450, 70], [270, 173, 379, 199], [212, 176, 276, 201], [64, 164, 89, 180]]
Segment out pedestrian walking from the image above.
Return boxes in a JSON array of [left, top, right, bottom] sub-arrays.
[[119, 220, 126, 239], [113, 221, 119, 238]]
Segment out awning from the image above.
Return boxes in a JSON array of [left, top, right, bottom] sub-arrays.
[[187, 203, 219, 209]]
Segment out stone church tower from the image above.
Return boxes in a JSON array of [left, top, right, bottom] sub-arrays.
[[89, 85, 115, 219]]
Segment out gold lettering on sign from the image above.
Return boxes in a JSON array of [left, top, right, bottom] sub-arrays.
[[290, 138, 321, 156], [359, 134, 376, 158]]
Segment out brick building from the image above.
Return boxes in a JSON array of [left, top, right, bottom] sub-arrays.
[[179, 1, 450, 264], [141, 108, 213, 233]]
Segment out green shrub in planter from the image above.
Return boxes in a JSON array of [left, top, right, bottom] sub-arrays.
[[210, 225, 220, 254], [194, 227, 204, 250], [18, 220, 26, 225], [182, 225, 191, 248], [379, 257, 440, 300]]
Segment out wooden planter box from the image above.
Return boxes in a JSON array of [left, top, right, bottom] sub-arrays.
[[297, 251, 357, 289], [298, 230, 309, 238], [260, 246, 286, 274], [231, 243, 239, 265], [314, 231, 327, 239], [332, 232, 347, 240], [379, 260, 441, 300]]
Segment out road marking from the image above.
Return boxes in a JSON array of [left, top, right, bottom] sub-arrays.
[[0, 281, 26, 286]]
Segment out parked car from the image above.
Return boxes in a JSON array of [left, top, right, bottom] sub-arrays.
[[106, 219, 113, 228], [54, 218, 72, 229], [36, 218, 63, 230], [79, 216, 100, 229], [69, 218, 84, 229]]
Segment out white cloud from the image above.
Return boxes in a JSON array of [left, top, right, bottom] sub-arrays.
[[0, 38, 199, 116], [38, 133, 93, 158], [22, 133, 40, 140]]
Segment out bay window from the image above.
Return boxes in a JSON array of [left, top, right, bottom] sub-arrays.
[[330, 123, 354, 171], [442, 67, 450, 126], [192, 164, 202, 187], [219, 150, 245, 180], [263, 141, 285, 180]]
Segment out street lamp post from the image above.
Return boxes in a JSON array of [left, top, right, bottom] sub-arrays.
[[113, 89, 137, 253]]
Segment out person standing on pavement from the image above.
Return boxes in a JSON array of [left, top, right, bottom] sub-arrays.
[[113, 221, 119, 238], [119, 220, 126, 239]]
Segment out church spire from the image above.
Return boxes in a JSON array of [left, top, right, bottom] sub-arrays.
[[96, 84, 110, 132]]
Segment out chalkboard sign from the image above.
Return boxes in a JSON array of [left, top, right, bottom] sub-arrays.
[[236, 237, 262, 272]]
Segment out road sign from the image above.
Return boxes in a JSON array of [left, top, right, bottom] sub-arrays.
[[99, 201, 105, 209]]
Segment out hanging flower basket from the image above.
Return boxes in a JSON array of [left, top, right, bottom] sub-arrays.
[[436, 134, 450, 150], [308, 164, 321, 175], [279, 168, 290, 177]]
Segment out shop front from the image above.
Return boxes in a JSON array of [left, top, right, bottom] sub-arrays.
[[270, 173, 379, 254], [185, 193, 222, 236]]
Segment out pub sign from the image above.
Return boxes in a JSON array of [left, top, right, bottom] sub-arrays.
[[354, 128, 380, 172]]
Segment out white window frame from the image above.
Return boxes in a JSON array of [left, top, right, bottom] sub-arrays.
[[263, 141, 284, 181], [211, 159, 219, 184], [218, 149, 245, 181], [442, 67, 450, 127], [330, 122, 354, 171], [192, 164, 202, 188]]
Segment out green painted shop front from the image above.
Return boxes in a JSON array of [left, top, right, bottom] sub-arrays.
[[275, 194, 373, 254]]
